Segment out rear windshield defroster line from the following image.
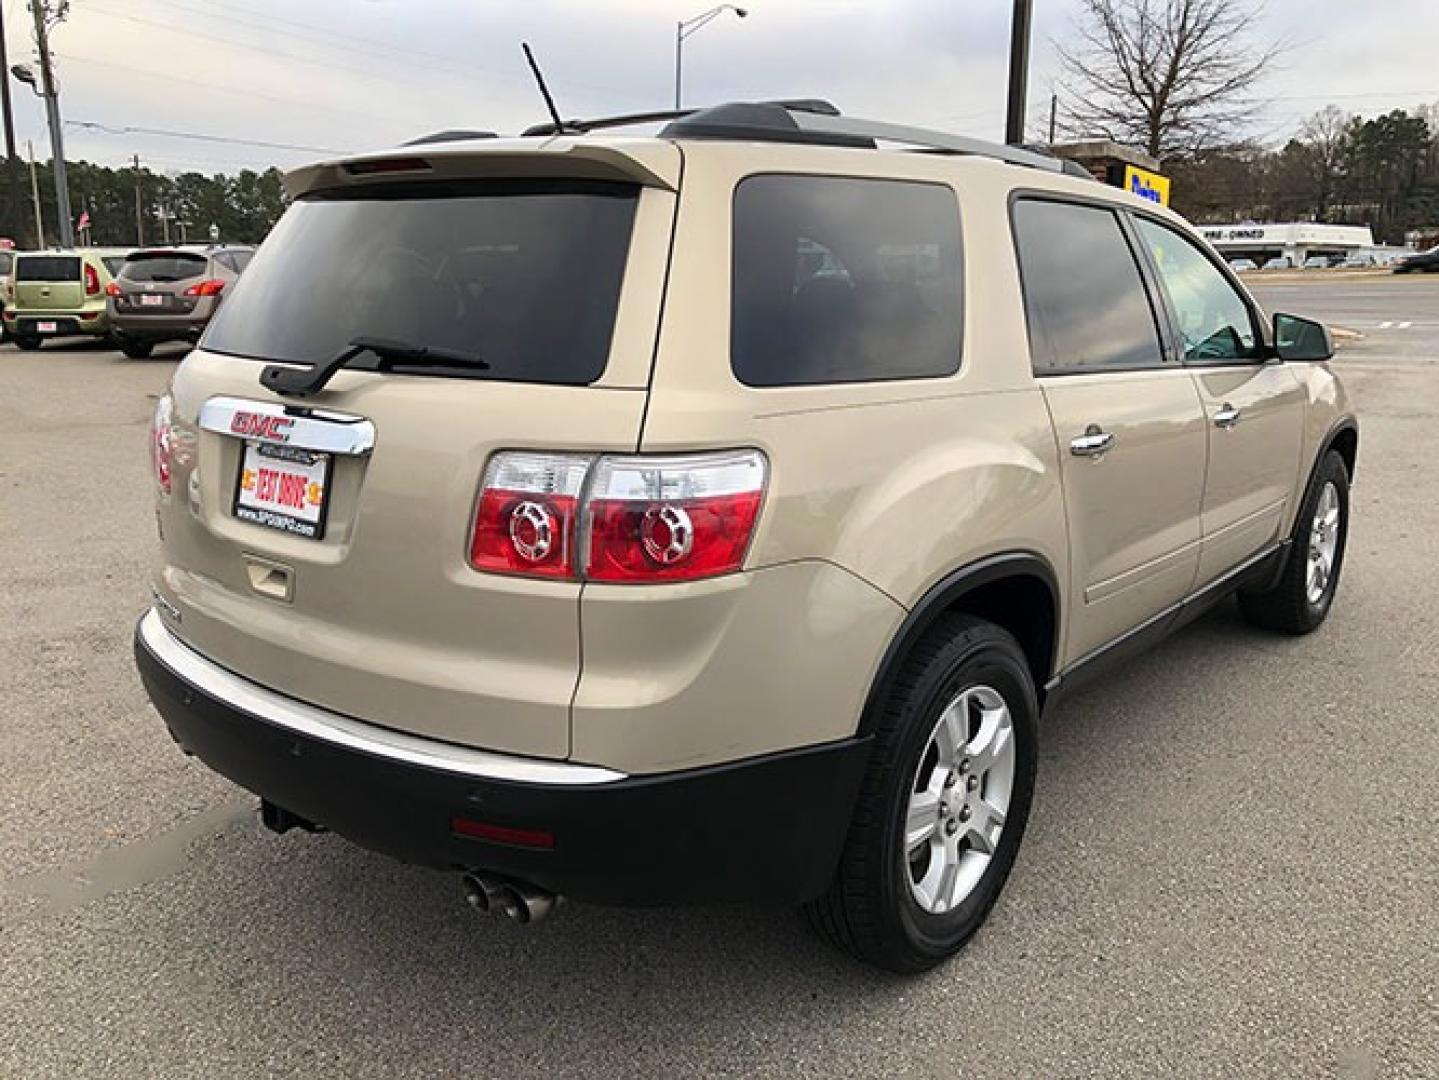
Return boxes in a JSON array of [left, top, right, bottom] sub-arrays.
[[201, 178, 640, 387]]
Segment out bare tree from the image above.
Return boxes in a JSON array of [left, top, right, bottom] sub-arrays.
[[1297, 105, 1353, 217], [1056, 0, 1282, 160]]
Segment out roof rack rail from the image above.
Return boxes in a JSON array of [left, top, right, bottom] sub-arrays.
[[663, 104, 1071, 173], [404, 129, 498, 146], [523, 99, 841, 139]]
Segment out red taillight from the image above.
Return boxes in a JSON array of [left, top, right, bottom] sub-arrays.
[[151, 393, 174, 495], [105, 281, 121, 297], [184, 278, 225, 297], [468, 450, 768, 584], [84, 263, 100, 296], [584, 453, 767, 582], [469, 453, 590, 579]]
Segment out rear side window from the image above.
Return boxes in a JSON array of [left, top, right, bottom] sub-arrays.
[[16, 256, 80, 282], [121, 254, 207, 283], [102, 257, 125, 277], [0, 252, 13, 274], [732, 175, 963, 386], [230, 250, 254, 272], [202, 179, 639, 386], [1012, 199, 1163, 374]]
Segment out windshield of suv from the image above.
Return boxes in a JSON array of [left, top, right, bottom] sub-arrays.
[[202, 178, 639, 385], [121, 253, 208, 283], [15, 256, 80, 282]]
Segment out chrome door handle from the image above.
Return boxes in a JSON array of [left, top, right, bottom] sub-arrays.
[[1213, 403, 1242, 428], [1070, 427, 1115, 457]]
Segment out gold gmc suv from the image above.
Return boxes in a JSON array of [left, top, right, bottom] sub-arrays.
[[134, 101, 1357, 973]]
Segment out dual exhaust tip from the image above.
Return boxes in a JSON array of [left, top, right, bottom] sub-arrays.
[[461, 872, 560, 924]]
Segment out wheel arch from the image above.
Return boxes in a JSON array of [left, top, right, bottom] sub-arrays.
[[857, 552, 1060, 736], [1323, 418, 1358, 483]]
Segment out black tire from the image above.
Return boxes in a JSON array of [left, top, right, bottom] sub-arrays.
[[1238, 450, 1350, 634], [805, 614, 1038, 973], [13, 333, 42, 351], [120, 340, 154, 360]]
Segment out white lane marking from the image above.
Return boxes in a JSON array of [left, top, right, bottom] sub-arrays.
[[1378, 321, 1393, 328], [1399, 321, 1413, 329]]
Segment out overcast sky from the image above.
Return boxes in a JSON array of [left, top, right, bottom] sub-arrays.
[[5, 0, 1436, 177]]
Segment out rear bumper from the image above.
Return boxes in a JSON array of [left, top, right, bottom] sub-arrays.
[[111, 312, 208, 340], [6, 312, 108, 336], [134, 609, 870, 905]]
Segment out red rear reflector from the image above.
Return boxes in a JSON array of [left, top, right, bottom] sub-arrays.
[[344, 156, 432, 175], [451, 817, 555, 850]]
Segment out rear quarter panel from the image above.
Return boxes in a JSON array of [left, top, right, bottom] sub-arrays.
[[598, 146, 1069, 767]]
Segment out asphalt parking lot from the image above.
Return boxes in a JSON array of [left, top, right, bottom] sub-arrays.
[[2, 277, 1437, 1079]]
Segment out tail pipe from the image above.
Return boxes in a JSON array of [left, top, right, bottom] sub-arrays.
[[461, 873, 560, 924]]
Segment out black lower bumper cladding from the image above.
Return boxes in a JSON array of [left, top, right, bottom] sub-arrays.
[[134, 619, 871, 906]]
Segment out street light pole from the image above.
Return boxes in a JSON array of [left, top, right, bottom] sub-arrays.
[[29, 0, 73, 247], [1004, 0, 1034, 146], [674, 5, 748, 110], [0, 4, 25, 246]]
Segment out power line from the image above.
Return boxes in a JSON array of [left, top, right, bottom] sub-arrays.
[[176, 0, 655, 107], [81, 4, 493, 94], [66, 119, 349, 155], [51, 49, 418, 127]]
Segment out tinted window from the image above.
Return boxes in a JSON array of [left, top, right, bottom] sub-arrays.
[[1012, 199, 1162, 373], [102, 257, 125, 277], [732, 175, 962, 386], [1134, 218, 1260, 362], [203, 179, 638, 386], [211, 252, 236, 273], [15, 256, 80, 282], [231, 249, 254, 273], [121, 254, 207, 283]]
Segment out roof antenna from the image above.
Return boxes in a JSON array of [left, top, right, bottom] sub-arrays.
[[521, 42, 566, 133]]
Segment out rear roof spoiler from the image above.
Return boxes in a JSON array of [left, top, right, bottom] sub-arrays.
[[284, 140, 681, 199]]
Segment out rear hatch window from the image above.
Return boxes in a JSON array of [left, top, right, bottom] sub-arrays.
[[121, 253, 208, 283], [16, 256, 81, 282], [202, 179, 639, 385]]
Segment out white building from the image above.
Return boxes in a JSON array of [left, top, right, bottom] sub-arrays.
[[1198, 222, 1375, 265]]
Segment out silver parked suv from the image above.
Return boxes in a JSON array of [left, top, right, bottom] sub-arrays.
[[109, 244, 254, 358], [134, 101, 1356, 972]]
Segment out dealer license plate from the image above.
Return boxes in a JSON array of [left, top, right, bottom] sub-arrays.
[[37, 321, 57, 333], [140, 294, 164, 307], [234, 442, 331, 539]]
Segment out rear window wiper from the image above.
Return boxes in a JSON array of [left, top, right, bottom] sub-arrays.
[[260, 335, 489, 397]]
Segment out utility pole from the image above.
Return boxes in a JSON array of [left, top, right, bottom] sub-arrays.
[[133, 153, 144, 245], [1048, 92, 1058, 144], [26, 139, 42, 246], [1004, 0, 1034, 145], [30, 0, 74, 247], [0, 4, 25, 245]]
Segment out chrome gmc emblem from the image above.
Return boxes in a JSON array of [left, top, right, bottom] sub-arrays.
[[230, 412, 295, 443]]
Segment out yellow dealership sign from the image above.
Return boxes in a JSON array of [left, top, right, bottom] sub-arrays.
[[1122, 165, 1171, 207]]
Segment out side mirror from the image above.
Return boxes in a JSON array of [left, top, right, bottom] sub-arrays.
[[1272, 312, 1334, 362]]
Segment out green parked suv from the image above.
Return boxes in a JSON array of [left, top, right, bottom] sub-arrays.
[[4, 248, 131, 348]]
